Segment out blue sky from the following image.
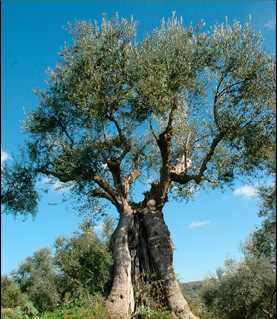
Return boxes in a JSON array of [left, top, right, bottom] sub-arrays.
[[1, 1, 276, 283]]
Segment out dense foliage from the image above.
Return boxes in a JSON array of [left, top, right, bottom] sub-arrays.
[[1, 296, 173, 319], [53, 217, 114, 299], [11, 248, 60, 312], [201, 254, 275, 319], [1, 14, 275, 218], [3, 219, 114, 313], [1, 275, 27, 309]]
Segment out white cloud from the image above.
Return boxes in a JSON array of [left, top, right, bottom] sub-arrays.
[[1, 149, 12, 168], [188, 220, 211, 228], [264, 18, 276, 30], [233, 184, 258, 199], [1, 149, 12, 164]]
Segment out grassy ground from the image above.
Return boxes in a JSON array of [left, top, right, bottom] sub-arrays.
[[1, 281, 205, 319], [1, 297, 172, 319], [1, 297, 111, 319]]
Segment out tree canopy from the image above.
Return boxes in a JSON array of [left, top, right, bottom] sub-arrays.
[[1, 14, 275, 218]]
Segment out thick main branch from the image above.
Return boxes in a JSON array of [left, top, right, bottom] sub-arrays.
[[150, 98, 178, 203], [38, 166, 120, 207]]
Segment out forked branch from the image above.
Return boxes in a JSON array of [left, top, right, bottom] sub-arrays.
[[171, 131, 226, 185]]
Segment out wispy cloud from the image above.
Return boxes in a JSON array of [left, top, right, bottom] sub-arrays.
[[189, 220, 211, 228], [264, 18, 276, 30], [40, 176, 72, 193], [233, 184, 258, 199]]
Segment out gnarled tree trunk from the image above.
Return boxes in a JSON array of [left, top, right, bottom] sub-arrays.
[[142, 199, 199, 319], [129, 212, 156, 284], [107, 209, 135, 318], [107, 200, 198, 319]]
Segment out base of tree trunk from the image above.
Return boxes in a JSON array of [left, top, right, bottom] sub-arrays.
[[107, 210, 135, 318], [107, 206, 199, 319]]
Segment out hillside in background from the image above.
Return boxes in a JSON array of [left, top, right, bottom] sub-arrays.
[[180, 281, 204, 304]]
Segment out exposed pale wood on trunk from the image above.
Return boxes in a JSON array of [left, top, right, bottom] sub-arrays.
[[107, 207, 134, 318]]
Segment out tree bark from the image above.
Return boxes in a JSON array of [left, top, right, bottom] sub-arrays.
[[107, 201, 199, 319], [129, 212, 156, 284], [107, 208, 135, 318], [142, 199, 199, 319]]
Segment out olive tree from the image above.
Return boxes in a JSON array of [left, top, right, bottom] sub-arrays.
[[1, 14, 275, 318], [201, 242, 276, 319], [251, 170, 276, 264], [1, 275, 27, 308], [11, 248, 61, 311], [54, 217, 114, 299]]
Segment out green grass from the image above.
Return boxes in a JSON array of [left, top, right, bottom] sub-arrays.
[[1, 296, 112, 319], [39, 299, 110, 319], [1, 281, 206, 319], [1, 296, 173, 319]]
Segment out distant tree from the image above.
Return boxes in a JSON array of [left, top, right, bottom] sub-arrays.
[[1, 14, 275, 318], [11, 247, 61, 311], [201, 253, 276, 319], [54, 217, 114, 299], [1, 275, 27, 308], [100, 215, 116, 245], [250, 164, 276, 264]]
